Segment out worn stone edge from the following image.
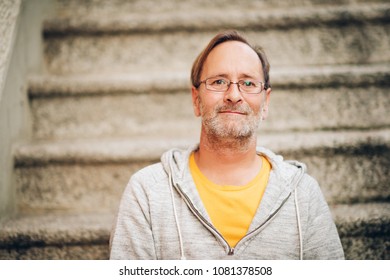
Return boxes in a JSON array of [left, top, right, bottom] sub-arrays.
[[28, 64, 390, 98], [12, 129, 390, 167], [0, 203, 388, 249], [42, 3, 390, 35]]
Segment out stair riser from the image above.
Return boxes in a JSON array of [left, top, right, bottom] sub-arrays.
[[294, 152, 390, 205], [30, 86, 390, 140], [15, 148, 389, 213], [0, 244, 108, 260], [43, 23, 390, 75], [0, 234, 387, 260], [15, 162, 152, 213], [340, 237, 390, 260], [31, 92, 199, 140], [53, 0, 389, 16], [1, 237, 386, 260]]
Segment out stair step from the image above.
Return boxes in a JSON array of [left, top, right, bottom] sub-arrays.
[[13, 137, 194, 213], [332, 203, 390, 259], [14, 130, 390, 166], [13, 130, 390, 213], [28, 64, 390, 141], [45, 3, 390, 34], [42, 3, 390, 74], [0, 203, 388, 259], [0, 212, 112, 260], [29, 64, 390, 97], [50, 0, 389, 21]]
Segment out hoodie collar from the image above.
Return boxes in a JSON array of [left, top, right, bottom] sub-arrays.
[[161, 145, 306, 229], [161, 145, 211, 221]]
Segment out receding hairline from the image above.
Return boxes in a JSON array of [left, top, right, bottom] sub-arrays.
[[191, 30, 271, 89], [200, 40, 264, 80]]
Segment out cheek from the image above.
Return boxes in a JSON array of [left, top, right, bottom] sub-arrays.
[[199, 95, 220, 113], [244, 97, 262, 114], [194, 96, 201, 117]]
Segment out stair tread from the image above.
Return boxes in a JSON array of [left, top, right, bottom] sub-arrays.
[[29, 63, 390, 97], [0, 203, 388, 248], [13, 129, 390, 166], [52, 0, 389, 16], [0, 212, 113, 248], [332, 203, 390, 237], [44, 3, 390, 34]]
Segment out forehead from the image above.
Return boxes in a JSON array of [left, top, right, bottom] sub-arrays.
[[202, 41, 263, 79]]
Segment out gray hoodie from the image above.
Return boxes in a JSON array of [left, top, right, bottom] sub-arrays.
[[110, 146, 344, 260]]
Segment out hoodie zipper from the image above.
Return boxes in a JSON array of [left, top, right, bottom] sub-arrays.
[[226, 192, 293, 256], [238, 193, 292, 243], [174, 185, 233, 254], [167, 149, 305, 258], [231, 165, 305, 253], [175, 183, 292, 256]]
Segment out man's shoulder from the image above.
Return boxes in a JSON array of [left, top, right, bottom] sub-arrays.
[[130, 146, 193, 185], [258, 146, 321, 189], [258, 146, 306, 174], [131, 162, 167, 184]]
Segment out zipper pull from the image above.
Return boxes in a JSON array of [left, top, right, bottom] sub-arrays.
[[228, 247, 235, 255]]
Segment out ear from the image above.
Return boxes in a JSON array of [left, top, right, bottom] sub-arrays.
[[192, 86, 201, 117], [261, 87, 272, 120]]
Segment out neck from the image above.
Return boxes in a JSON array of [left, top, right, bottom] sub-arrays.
[[200, 129, 257, 156], [194, 129, 260, 185]]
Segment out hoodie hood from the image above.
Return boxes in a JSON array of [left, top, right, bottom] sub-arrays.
[[161, 145, 307, 195]]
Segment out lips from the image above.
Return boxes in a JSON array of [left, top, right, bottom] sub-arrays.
[[219, 110, 247, 115], [215, 104, 252, 117]]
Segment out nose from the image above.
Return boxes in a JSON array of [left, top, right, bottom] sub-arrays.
[[224, 82, 242, 104]]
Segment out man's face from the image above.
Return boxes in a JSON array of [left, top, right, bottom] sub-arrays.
[[192, 41, 271, 140]]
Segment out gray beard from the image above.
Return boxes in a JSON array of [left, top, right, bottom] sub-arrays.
[[200, 101, 261, 142]]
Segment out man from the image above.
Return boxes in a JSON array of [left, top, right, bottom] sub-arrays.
[[110, 30, 344, 260]]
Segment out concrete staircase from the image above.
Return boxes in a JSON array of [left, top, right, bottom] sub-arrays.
[[1, 0, 389, 259]]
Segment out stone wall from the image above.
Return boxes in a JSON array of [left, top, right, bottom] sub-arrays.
[[0, 0, 23, 220], [0, 0, 21, 98], [0, 0, 55, 220]]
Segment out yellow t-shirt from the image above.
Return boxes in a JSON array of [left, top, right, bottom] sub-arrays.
[[189, 153, 271, 247]]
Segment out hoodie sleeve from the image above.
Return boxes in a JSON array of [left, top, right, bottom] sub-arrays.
[[109, 173, 157, 259], [301, 175, 345, 260]]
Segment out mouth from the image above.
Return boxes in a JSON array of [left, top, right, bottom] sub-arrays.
[[219, 110, 247, 115]]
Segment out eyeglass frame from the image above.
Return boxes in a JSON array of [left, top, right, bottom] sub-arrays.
[[197, 76, 269, 94]]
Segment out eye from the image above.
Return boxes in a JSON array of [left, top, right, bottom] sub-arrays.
[[241, 80, 256, 87], [211, 78, 228, 85]]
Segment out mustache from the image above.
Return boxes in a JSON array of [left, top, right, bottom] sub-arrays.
[[215, 104, 253, 114]]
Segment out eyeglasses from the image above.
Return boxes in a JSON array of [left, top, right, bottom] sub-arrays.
[[199, 77, 266, 94]]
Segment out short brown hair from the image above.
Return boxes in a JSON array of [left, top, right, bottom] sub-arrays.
[[191, 30, 271, 89]]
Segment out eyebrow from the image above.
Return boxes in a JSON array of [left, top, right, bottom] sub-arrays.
[[208, 73, 260, 80]]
